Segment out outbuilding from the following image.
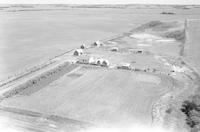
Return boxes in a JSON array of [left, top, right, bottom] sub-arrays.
[[95, 58, 110, 67], [73, 49, 83, 56], [129, 49, 144, 54], [77, 56, 89, 64], [93, 41, 103, 47], [136, 49, 143, 54], [111, 47, 119, 52], [117, 63, 132, 70], [80, 44, 86, 49]]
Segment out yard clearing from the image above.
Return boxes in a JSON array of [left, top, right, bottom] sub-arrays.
[[0, 67, 173, 126]]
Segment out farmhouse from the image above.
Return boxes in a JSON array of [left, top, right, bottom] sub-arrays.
[[73, 49, 83, 56]]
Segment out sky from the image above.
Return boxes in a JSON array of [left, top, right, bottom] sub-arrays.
[[0, 0, 200, 5]]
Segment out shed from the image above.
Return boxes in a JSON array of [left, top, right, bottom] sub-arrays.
[[130, 49, 144, 54], [136, 49, 143, 54], [111, 47, 119, 52], [80, 44, 86, 49], [117, 63, 132, 70], [73, 49, 83, 56], [77, 56, 89, 64], [93, 41, 103, 47]]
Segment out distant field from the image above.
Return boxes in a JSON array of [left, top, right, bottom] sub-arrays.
[[1, 5, 200, 80], [0, 67, 173, 125]]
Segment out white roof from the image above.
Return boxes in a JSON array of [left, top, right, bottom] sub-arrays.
[[95, 41, 101, 44], [96, 58, 104, 62], [121, 63, 131, 67]]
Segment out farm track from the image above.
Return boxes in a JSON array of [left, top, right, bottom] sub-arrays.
[[0, 106, 91, 132], [0, 106, 91, 125]]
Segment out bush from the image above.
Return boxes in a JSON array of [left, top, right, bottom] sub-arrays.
[[164, 29, 185, 43], [181, 99, 200, 129]]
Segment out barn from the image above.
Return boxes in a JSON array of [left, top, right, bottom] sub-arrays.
[[96, 58, 104, 66], [102, 60, 110, 67], [95, 58, 109, 67], [88, 57, 96, 65]]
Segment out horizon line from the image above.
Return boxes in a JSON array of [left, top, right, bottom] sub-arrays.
[[0, 3, 200, 5]]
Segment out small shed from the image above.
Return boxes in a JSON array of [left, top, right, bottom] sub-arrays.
[[80, 44, 86, 49], [77, 56, 89, 64], [93, 41, 103, 47], [117, 63, 132, 70], [130, 49, 144, 54], [73, 49, 83, 56], [136, 49, 143, 54], [111, 47, 119, 52]]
